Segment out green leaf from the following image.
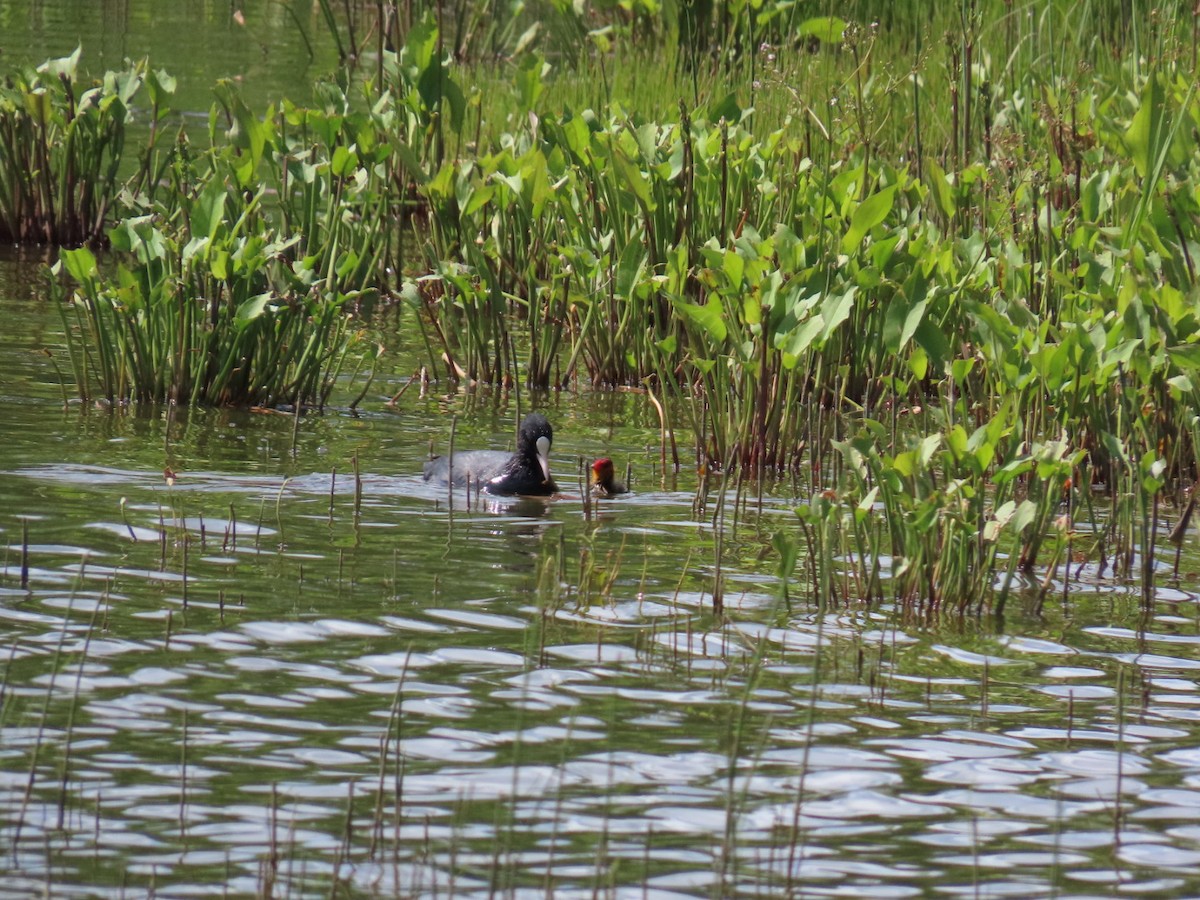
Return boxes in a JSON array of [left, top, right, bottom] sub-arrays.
[[1123, 74, 1166, 179], [914, 318, 950, 372], [38, 46, 81, 81], [60, 247, 97, 283], [783, 315, 825, 358], [909, 345, 928, 380], [721, 248, 744, 287], [820, 286, 858, 340], [615, 240, 646, 298], [515, 53, 546, 114], [331, 145, 353, 176], [706, 92, 741, 123], [926, 158, 954, 221], [236, 293, 273, 327], [611, 146, 653, 209], [190, 178, 227, 244], [918, 433, 942, 467], [676, 294, 726, 342], [1010, 499, 1038, 534], [984, 500, 1017, 541], [22, 89, 50, 124], [1168, 345, 1200, 370], [841, 184, 897, 254], [405, 17, 438, 72], [797, 17, 847, 43]]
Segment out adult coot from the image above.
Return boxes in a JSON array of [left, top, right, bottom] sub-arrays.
[[423, 413, 558, 496], [590, 458, 628, 496]]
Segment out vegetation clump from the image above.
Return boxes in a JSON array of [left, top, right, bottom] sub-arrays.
[[0, 50, 172, 245], [21, 0, 1200, 602]]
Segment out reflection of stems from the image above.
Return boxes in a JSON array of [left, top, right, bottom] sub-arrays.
[[353, 453, 363, 517], [1170, 491, 1195, 578], [179, 708, 189, 841], [645, 382, 678, 475], [20, 519, 29, 588], [58, 573, 100, 830], [275, 478, 290, 547], [329, 466, 337, 525], [274, 0, 314, 60], [15, 588, 76, 849], [1114, 667, 1127, 840]]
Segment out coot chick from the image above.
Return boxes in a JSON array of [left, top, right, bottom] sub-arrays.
[[423, 413, 558, 496], [590, 458, 628, 496]]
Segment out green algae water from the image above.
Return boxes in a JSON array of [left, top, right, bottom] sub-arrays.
[[0, 0, 343, 115]]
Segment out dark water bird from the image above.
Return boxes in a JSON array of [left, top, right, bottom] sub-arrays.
[[423, 413, 558, 496], [590, 457, 628, 496]]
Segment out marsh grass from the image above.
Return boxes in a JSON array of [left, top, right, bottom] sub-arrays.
[[0, 51, 173, 246], [50, 166, 373, 407]]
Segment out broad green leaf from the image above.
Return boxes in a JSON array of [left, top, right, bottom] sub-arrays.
[[23, 89, 50, 124], [236, 293, 272, 327], [909, 345, 928, 380], [615, 240, 646, 298], [332, 145, 358, 177], [841, 184, 897, 253], [856, 486, 880, 518], [676, 294, 727, 342], [1010, 499, 1038, 534], [798, 17, 847, 43], [60, 247, 97, 283], [1168, 345, 1200, 370], [918, 433, 942, 467], [722, 248, 744, 287], [515, 53, 547, 113], [984, 500, 1017, 541], [891, 449, 916, 478], [914, 318, 950, 371], [611, 147, 653, 209], [821, 286, 858, 340], [782, 315, 825, 358], [146, 68, 177, 113], [706, 92, 741, 123], [1123, 74, 1166, 178], [38, 47, 81, 80], [405, 17, 438, 72], [190, 178, 227, 244], [926, 158, 954, 221], [945, 424, 968, 459], [462, 183, 494, 216]]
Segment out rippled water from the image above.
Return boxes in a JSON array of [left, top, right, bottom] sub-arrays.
[[6, 252, 1200, 899]]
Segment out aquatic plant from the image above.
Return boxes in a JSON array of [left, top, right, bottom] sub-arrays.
[[0, 51, 173, 246], [51, 184, 371, 408], [5, 0, 1195, 612]]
